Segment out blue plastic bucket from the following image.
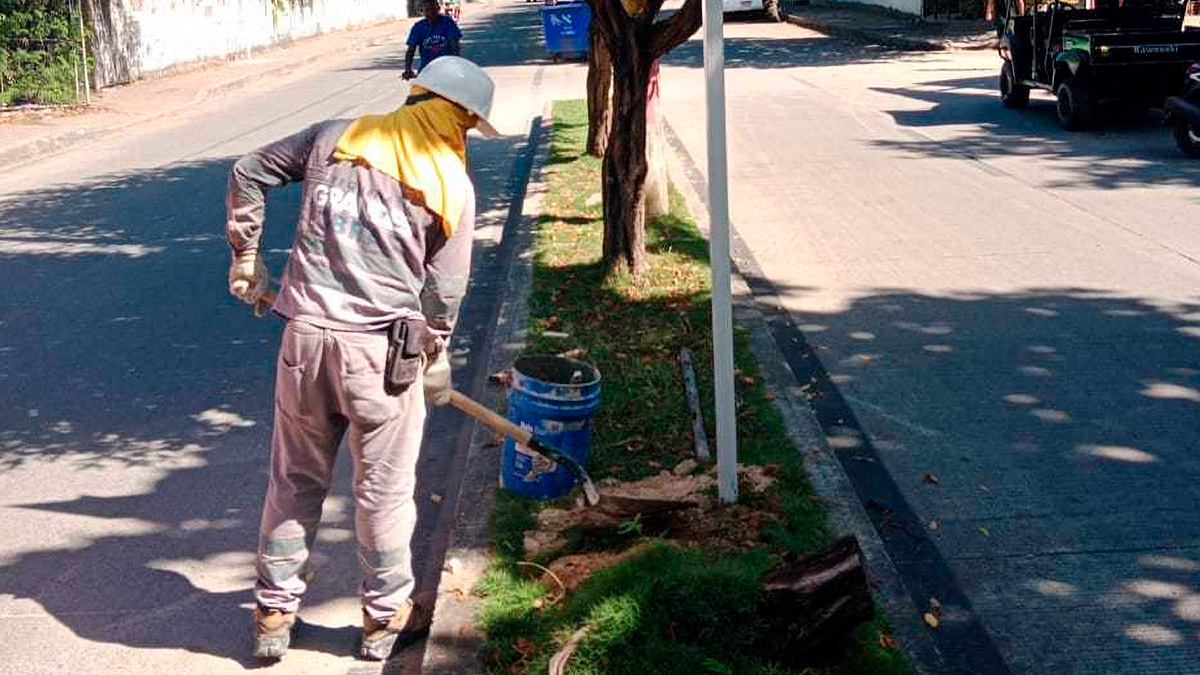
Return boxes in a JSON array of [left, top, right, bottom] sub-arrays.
[[539, 2, 591, 58], [500, 355, 602, 500]]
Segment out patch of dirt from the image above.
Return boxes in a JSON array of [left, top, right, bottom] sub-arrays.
[[540, 544, 650, 594], [602, 469, 715, 501], [523, 464, 782, 560]]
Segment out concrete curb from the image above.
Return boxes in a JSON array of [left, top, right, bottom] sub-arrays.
[[0, 21, 403, 172], [662, 122, 943, 674], [419, 103, 551, 675], [783, 9, 997, 53]]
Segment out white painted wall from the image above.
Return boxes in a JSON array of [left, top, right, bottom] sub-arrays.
[[90, 0, 407, 86]]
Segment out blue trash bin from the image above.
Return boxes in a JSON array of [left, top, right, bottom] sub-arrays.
[[539, 2, 591, 61], [500, 355, 601, 500]]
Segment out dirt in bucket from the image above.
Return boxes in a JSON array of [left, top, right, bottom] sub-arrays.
[[514, 355, 599, 386]]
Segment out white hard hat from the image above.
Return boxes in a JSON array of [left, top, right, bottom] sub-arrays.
[[413, 56, 498, 138]]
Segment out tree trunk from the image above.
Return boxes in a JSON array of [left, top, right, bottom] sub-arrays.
[[757, 536, 876, 663], [643, 59, 669, 220], [588, 0, 701, 276], [586, 21, 613, 158], [601, 34, 650, 275]]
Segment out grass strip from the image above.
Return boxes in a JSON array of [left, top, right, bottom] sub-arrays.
[[475, 99, 909, 675]]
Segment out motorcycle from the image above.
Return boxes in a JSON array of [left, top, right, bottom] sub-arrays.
[[1165, 63, 1200, 158]]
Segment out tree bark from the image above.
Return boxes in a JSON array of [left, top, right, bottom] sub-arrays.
[[589, 0, 701, 275], [643, 60, 669, 220], [586, 21, 613, 158], [601, 32, 650, 275], [756, 536, 876, 663]]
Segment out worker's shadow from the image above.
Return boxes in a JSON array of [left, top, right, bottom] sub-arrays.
[[1, 451, 368, 665], [0, 446, 343, 658]]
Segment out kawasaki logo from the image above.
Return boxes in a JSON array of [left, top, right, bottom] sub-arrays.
[[1134, 45, 1178, 54]]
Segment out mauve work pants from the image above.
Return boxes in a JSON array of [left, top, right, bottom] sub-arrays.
[[254, 319, 426, 622]]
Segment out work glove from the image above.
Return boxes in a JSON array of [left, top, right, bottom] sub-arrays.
[[423, 349, 453, 406], [228, 249, 269, 306]]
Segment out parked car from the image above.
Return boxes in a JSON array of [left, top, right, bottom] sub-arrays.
[[998, 0, 1200, 130]]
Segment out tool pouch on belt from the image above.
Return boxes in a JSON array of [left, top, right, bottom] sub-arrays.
[[384, 317, 428, 396]]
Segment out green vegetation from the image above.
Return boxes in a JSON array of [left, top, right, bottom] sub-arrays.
[[476, 99, 909, 675], [0, 0, 87, 106]]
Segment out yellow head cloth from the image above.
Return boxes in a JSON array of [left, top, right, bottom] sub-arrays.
[[332, 86, 474, 236]]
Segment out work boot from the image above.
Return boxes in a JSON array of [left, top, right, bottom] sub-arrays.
[[253, 605, 297, 660], [359, 600, 432, 661]]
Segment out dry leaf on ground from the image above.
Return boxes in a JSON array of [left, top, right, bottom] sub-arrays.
[[513, 637, 536, 657], [672, 459, 698, 476]]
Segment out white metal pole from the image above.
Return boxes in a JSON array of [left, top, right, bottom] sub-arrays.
[[701, 0, 737, 504]]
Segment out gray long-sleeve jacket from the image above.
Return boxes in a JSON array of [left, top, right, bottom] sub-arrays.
[[226, 119, 474, 337]]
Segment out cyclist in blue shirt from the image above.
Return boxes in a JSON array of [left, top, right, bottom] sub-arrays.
[[403, 0, 463, 80]]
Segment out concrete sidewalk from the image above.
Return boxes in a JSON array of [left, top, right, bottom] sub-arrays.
[[784, 0, 997, 51], [0, 18, 410, 171]]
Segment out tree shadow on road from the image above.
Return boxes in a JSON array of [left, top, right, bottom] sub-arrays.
[[869, 75, 1200, 191], [666, 34, 913, 70], [769, 283, 1200, 672]]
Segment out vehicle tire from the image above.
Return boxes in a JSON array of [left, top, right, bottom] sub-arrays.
[[1173, 119, 1200, 159], [764, 0, 785, 22], [1000, 61, 1030, 109], [1056, 78, 1096, 131]]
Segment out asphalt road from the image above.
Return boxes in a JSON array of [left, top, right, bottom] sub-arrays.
[[662, 18, 1200, 675], [0, 3, 582, 674], [6, 5, 1199, 675]]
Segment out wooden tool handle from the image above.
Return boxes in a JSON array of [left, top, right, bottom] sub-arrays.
[[448, 390, 533, 445], [446, 390, 601, 507], [253, 289, 278, 317]]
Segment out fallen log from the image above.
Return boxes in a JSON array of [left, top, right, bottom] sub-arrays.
[[757, 535, 875, 663]]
